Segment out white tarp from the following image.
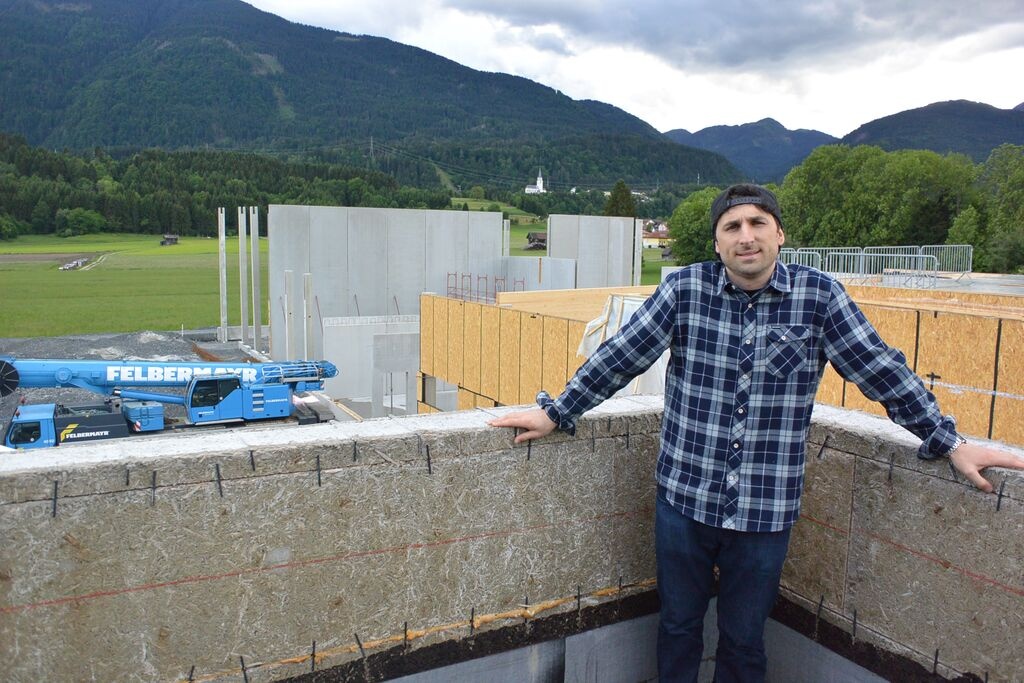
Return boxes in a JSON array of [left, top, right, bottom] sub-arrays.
[[578, 294, 666, 396]]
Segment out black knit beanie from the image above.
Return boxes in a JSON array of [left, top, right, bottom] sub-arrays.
[[710, 184, 783, 238]]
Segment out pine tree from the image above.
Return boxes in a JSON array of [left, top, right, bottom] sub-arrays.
[[603, 180, 636, 217]]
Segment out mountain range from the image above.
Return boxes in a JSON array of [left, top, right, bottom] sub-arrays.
[[0, 0, 1021, 188]]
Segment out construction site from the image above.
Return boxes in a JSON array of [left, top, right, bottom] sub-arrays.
[[1, 206, 1022, 682]]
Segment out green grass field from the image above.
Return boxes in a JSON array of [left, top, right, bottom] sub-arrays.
[[0, 232, 671, 338], [0, 234, 266, 337]]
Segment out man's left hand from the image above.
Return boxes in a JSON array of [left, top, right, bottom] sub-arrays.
[[949, 442, 1024, 493]]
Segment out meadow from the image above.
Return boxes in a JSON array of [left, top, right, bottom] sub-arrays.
[[0, 234, 263, 337], [0, 232, 672, 338]]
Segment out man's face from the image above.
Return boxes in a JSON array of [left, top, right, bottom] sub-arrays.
[[713, 203, 785, 290]]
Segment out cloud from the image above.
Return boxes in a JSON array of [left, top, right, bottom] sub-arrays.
[[442, 0, 1024, 71]]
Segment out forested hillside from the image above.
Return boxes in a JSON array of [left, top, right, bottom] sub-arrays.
[[0, 0, 741, 188], [842, 101, 1024, 162], [665, 119, 838, 182], [0, 134, 449, 238]]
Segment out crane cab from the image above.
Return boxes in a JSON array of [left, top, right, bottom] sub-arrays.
[[185, 375, 292, 424]]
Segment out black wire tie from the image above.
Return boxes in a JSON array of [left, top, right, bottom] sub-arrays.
[[310, 640, 316, 672], [576, 585, 582, 614], [150, 471, 157, 507], [404, 621, 409, 650], [215, 464, 224, 497], [353, 441, 359, 462], [316, 454, 322, 487], [852, 609, 857, 643], [527, 439, 532, 461], [249, 450, 256, 471], [355, 632, 366, 660], [240, 655, 249, 683], [816, 435, 830, 460], [932, 648, 939, 674], [426, 444, 432, 474], [125, 467, 131, 486], [51, 480, 58, 518], [996, 478, 1006, 511], [814, 595, 824, 639], [469, 607, 475, 635], [187, 665, 195, 682], [888, 452, 896, 482]]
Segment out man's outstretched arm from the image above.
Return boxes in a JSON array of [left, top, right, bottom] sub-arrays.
[[488, 409, 557, 444]]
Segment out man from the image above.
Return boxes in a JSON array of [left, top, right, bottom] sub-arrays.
[[488, 184, 1023, 682]]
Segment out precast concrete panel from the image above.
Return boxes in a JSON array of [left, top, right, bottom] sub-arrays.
[[425, 211, 470, 297], [607, 217, 634, 286], [468, 211, 505, 285], [322, 315, 420, 400], [347, 208, 389, 317], [387, 210, 427, 316], [308, 206, 351, 321], [268, 204, 310, 360], [547, 215, 580, 262], [504, 257, 577, 291], [577, 216, 611, 289]]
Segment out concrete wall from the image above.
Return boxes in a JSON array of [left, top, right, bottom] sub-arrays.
[[268, 206, 504, 362], [1, 401, 1021, 681], [547, 215, 643, 288]]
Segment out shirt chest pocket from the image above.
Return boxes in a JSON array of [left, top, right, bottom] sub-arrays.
[[764, 325, 812, 379]]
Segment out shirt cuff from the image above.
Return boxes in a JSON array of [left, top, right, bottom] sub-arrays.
[[917, 415, 960, 460], [536, 390, 577, 436]]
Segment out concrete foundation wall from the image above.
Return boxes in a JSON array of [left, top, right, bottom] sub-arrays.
[[1, 401, 1021, 681]]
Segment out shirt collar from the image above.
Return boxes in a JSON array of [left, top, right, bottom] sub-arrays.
[[714, 260, 792, 295]]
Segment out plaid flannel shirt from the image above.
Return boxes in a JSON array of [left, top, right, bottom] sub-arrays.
[[541, 260, 960, 533]]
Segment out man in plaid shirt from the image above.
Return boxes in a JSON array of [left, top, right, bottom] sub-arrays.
[[490, 183, 1023, 683]]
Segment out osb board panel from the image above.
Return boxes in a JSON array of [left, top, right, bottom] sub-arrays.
[[520, 313, 544, 405], [814, 363, 844, 407], [846, 283, 1024, 312], [542, 316, 570, 396], [457, 388, 474, 411], [987, 320, 1024, 443], [858, 304, 919, 369], [846, 457, 1024, 679], [432, 296, 449, 382], [463, 302, 483, 394], [474, 394, 497, 408], [480, 306, 501, 400], [420, 294, 434, 376], [417, 372, 423, 403], [567, 320, 588, 382], [496, 286, 657, 322], [917, 311, 998, 390], [418, 401, 436, 414], [989, 395, 1024, 444], [498, 308, 522, 406], [447, 298, 465, 387], [929, 385, 992, 439]]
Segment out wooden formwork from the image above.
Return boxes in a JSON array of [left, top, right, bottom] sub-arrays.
[[420, 289, 1024, 446]]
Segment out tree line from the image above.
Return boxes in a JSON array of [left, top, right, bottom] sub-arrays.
[[668, 144, 1024, 273], [0, 134, 451, 239]]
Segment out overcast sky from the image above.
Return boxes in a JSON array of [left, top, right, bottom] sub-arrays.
[[245, 0, 1024, 138]]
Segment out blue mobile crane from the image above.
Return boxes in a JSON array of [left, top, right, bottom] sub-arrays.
[[0, 357, 338, 450]]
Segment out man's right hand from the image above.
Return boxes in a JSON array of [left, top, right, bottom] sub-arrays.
[[488, 408, 557, 444]]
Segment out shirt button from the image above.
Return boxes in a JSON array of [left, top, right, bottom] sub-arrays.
[[744, 339, 752, 345], [742, 373, 749, 380], [732, 442, 740, 449], [781, 336, 788, 341], [747, 303, 753, 309], [728, 473, 739, 485], [737, 407, 745, 414]]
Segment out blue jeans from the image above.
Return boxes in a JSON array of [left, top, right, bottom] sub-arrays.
[[655, 494, 791, 683]]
